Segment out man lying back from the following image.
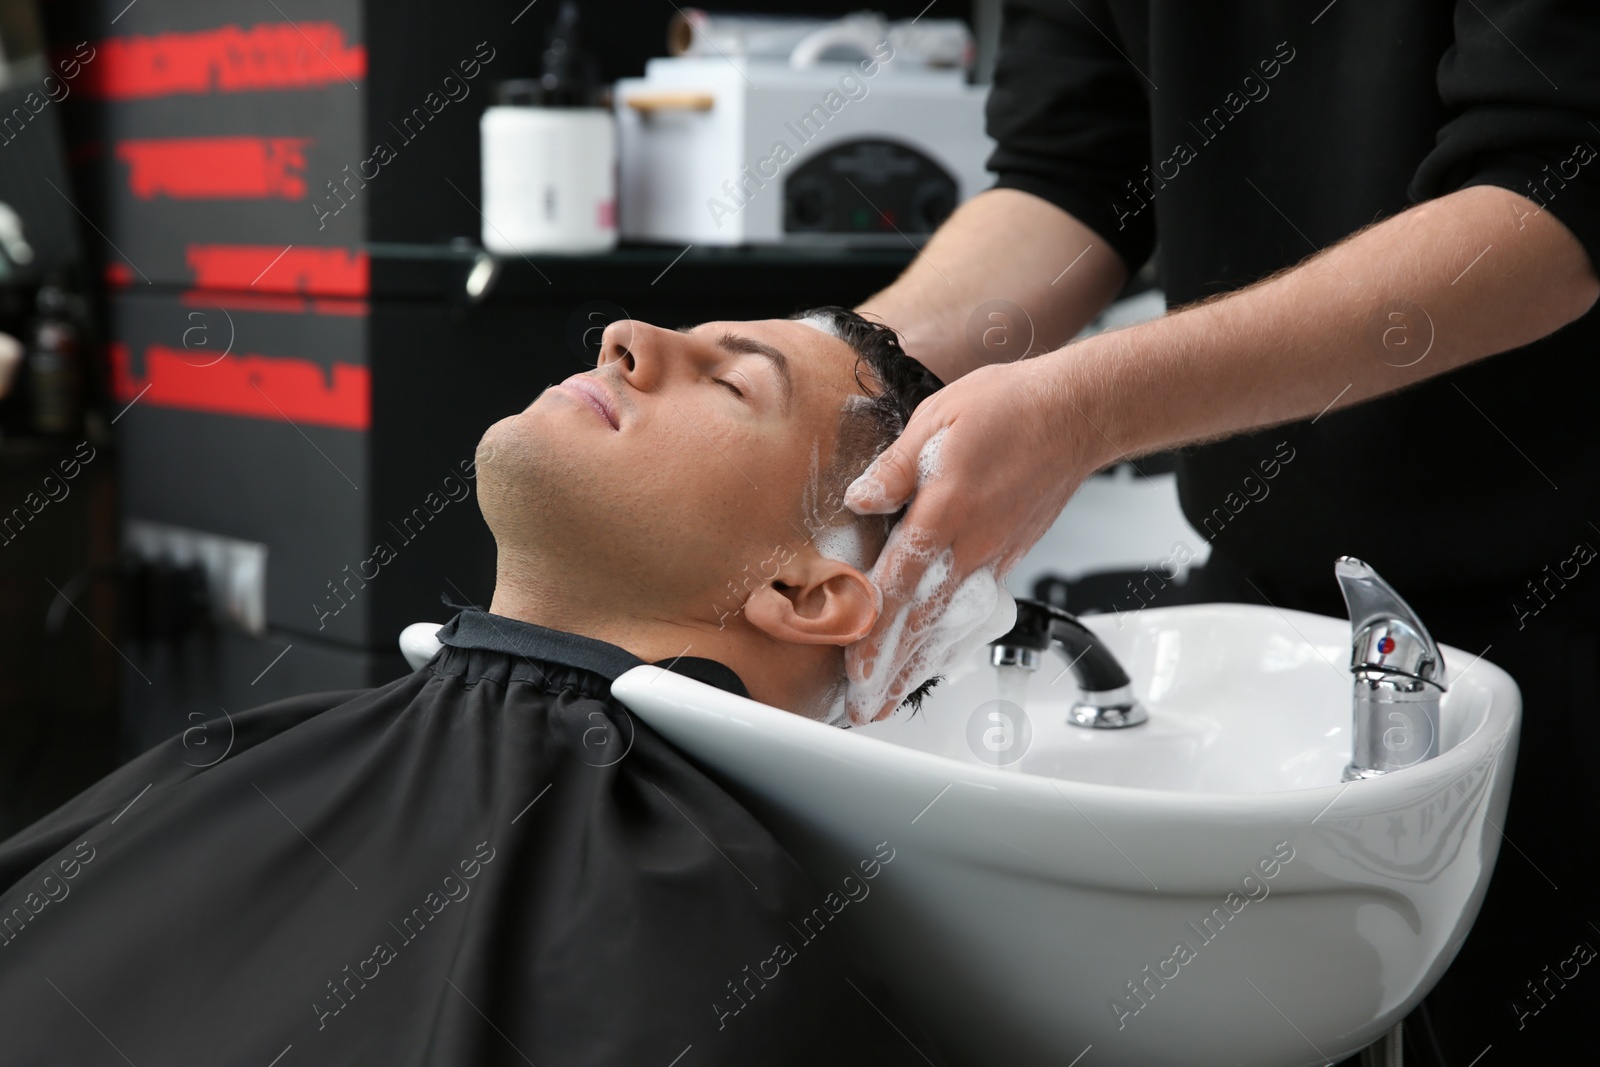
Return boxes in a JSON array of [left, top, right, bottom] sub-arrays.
[[0, 308, 947, 1066], [479, 305, 944, 719]]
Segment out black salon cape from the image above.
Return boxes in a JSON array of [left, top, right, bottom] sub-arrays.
[[0, 611, 940, 1066]]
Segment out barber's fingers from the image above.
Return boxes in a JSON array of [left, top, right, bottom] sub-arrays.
[[853, 550, 996, 724], [844, 520, 940, 718], [845, 356, 1098, 720], [845, 416, 940, 516], [858, 654, 926, 726], [841, 407, 955, 700], [851, 526, 1020, 724], [866, 582, 951, 723], [844, 501, 964, 722]]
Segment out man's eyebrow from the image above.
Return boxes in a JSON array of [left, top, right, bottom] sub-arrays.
[[708, 329, 796, 413]]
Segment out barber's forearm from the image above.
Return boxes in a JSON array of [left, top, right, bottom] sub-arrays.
[[1051, 185, 1600, 470], [858, 188, 1128, 383]]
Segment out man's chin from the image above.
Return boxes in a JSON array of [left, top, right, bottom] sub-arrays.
[[488, 394, 572, 448], [473, 416, 514, 469], [473, 411, 568, 494]]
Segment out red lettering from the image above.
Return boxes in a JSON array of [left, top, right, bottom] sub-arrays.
[[79, 23, 365, 99], [118, 137, 311, 200], [186, 244, 368, 296], [111, 342, 369, 430]]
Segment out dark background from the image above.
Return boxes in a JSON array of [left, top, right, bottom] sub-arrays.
[[3, 0, 948, 836]]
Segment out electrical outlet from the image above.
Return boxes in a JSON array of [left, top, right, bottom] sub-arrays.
[[124, 519, 267, 636]]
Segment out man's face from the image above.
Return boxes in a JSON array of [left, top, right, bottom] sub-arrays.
[[475, 318, 872, 616]]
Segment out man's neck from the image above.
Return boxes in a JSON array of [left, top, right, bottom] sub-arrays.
[[486, 564, 832, 715]]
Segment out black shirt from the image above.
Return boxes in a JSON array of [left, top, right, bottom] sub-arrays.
[[0, 611, 939, 1066], [986, 0, 1600, 601]]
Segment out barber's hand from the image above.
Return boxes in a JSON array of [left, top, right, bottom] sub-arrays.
[[843, 354, 1101, 723]]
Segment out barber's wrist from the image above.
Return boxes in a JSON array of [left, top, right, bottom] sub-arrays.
[[1037, 338, 1124, 478]]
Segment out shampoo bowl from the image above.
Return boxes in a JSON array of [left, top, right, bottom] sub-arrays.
[[612, 603, 1520, 1066]]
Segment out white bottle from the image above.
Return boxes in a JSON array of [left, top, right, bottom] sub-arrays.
[[479, 4, 617, 255], [481, 102, 616, 255]]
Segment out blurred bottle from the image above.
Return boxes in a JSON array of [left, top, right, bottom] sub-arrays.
[[29, 279, 83, 436], [481, 2, 617, 255]]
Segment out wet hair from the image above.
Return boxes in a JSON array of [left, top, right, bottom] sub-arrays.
[[791, 306, 946, 713], [792, 306, 941, 525]]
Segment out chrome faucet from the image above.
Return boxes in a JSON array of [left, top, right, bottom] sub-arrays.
[[990, 599, 1147, 728], [1335, 556, 1448, 781]]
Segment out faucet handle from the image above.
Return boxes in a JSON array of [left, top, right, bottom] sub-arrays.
[[1333, 556, 1446, 688]]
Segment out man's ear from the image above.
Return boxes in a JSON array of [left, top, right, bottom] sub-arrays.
[[743, 552, 880, 646]]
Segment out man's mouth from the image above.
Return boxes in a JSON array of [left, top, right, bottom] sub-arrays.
[[555, 375, 620, 430]]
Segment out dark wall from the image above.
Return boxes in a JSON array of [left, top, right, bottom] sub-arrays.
[[18, 0, 936, 764]]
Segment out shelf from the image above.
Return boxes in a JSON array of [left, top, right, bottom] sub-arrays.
[[368, 241, 919, 301]]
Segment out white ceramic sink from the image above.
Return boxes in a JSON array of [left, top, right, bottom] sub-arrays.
[[613, 603, 1520, 1067]]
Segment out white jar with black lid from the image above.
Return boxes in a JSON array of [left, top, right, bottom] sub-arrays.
[[480, 2, 617, 254]]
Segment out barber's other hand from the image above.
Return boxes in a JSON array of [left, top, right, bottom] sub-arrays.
[[842, 354, 1098, 723]]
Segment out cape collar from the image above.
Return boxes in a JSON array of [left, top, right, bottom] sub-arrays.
[[435, 610, 750, 698]]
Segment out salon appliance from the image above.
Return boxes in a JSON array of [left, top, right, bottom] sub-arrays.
[[614, 19, 992, 247], [666, 9, 973, 68]]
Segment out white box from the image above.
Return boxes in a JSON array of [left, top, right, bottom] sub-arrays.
[[616, 56, 993, 246]]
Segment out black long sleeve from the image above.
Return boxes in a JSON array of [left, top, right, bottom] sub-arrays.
[[981, 0, 1600, 598], [985, 0, 1157, 272], [1412, 0, 1600, 268]]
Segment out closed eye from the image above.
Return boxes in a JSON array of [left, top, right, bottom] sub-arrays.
[[713, 376, 745, 399]]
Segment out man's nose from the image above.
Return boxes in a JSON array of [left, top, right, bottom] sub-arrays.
[[597, 320, 666, 391]]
